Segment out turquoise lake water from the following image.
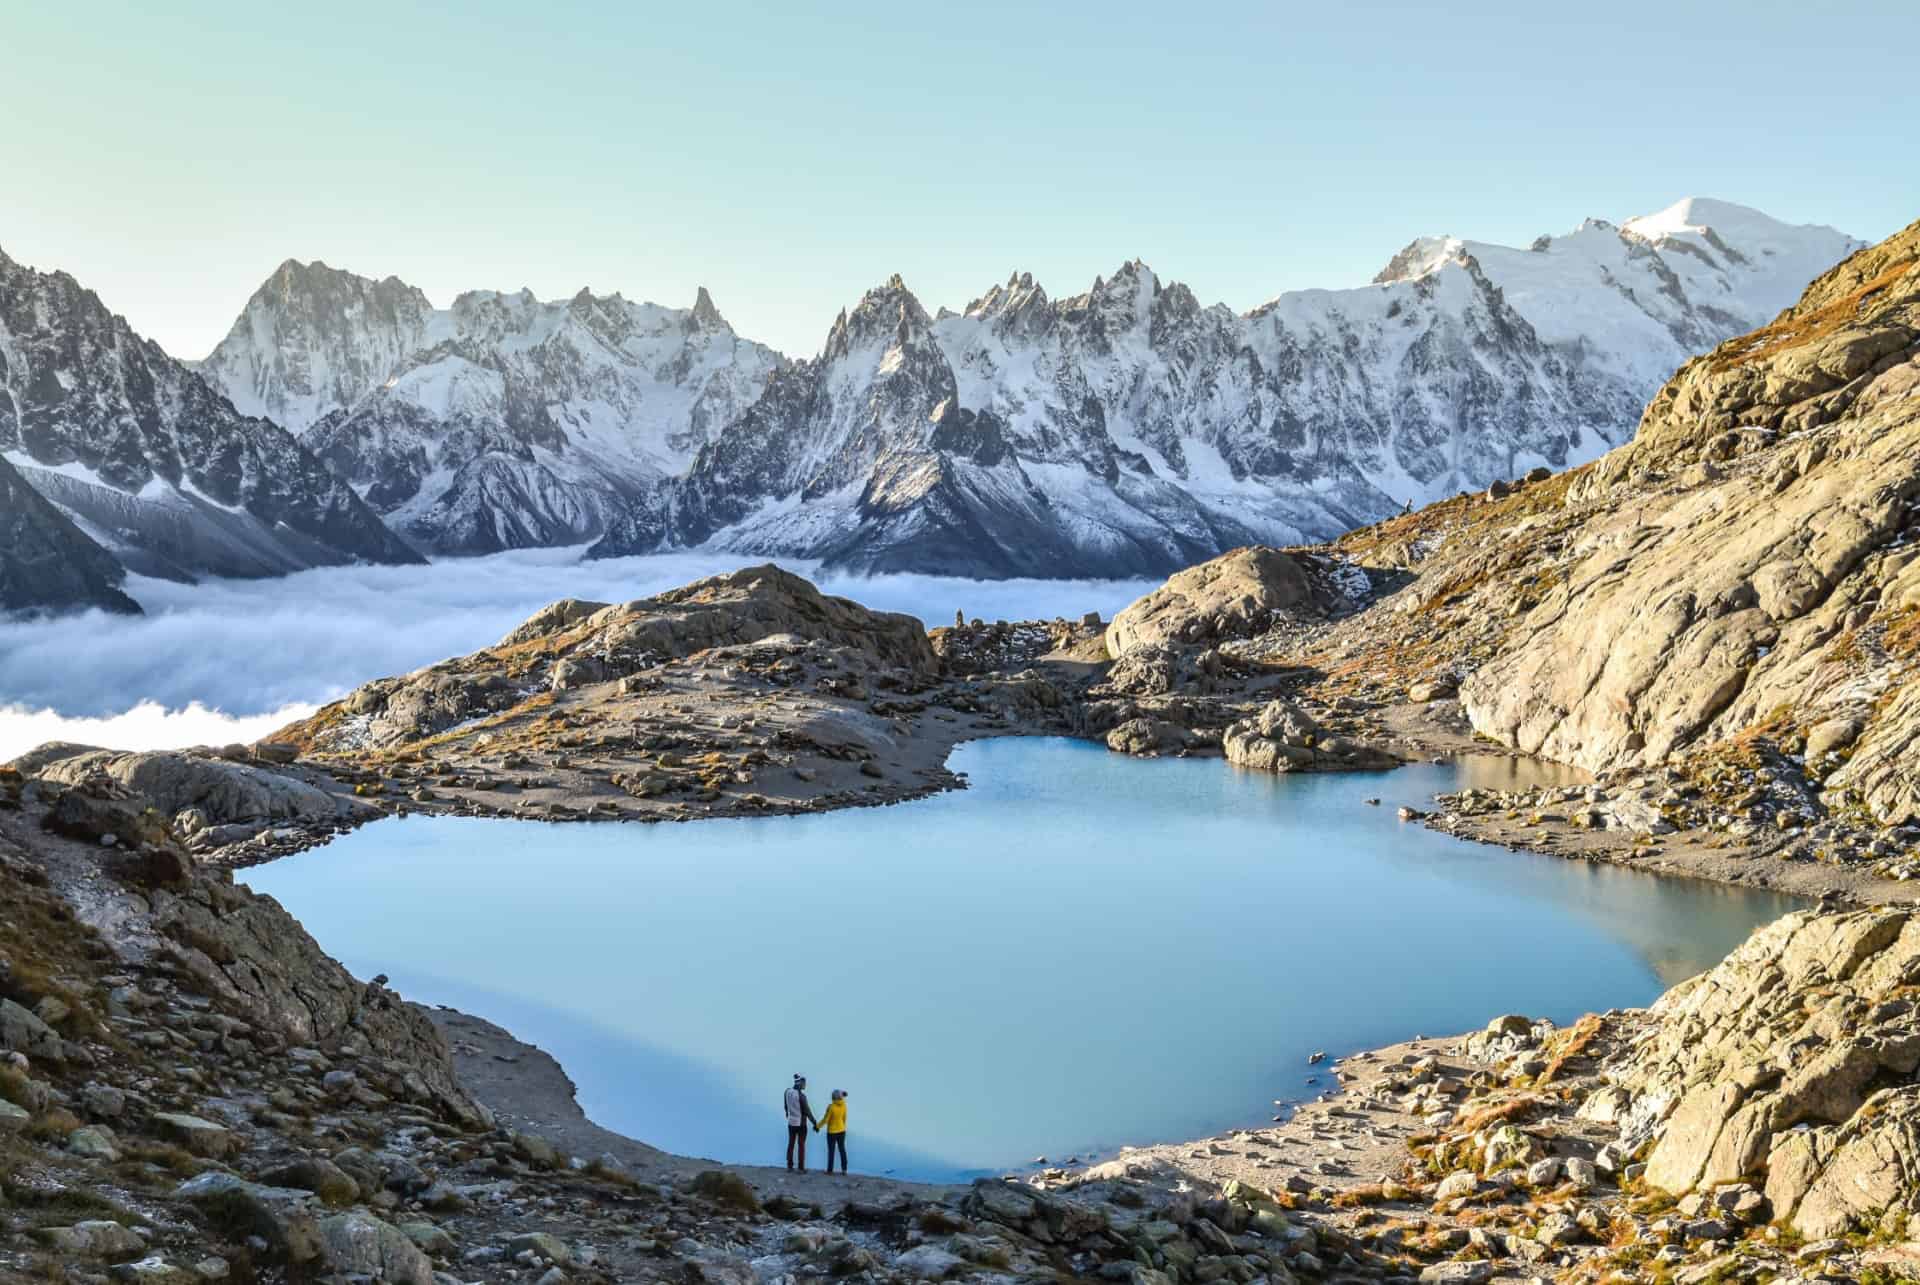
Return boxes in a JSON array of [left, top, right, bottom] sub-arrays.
[[242, 737, 1801, 1181]]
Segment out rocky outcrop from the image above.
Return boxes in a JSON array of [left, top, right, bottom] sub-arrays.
[[1223, 700, 1400, 774], [1598, 909, 1920, 1238], [1107, 547, 1331, 657], [285, 564, 939, 753], [27, 747, 359, 824], [0, 451, 141, 616], [1451, 222, 1920, 810]]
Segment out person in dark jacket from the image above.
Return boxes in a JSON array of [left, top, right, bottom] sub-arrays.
[[783, 1074, 819, 1171]]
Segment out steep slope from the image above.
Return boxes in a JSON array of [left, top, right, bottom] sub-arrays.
[[0, 248, 422, 580], [0, 452, 141, 616], [1237, 217, 1920, 829], [588, 201, 1858, 576], [1461, 220, 1920, 816], [200, 265, 785, 554]]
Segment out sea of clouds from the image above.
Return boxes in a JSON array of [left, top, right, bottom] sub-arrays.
[[0, 547, 1155, 762]]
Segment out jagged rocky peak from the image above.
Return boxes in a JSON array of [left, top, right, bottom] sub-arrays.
[[174, 196, 1866, 580], [824, 274, 932, 359], [1372, 236, 1466, 285], [1068, 257, 1161, 318], [199, 257, 437, 432], [688, 284, 728, 332]]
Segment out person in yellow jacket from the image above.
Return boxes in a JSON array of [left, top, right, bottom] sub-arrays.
[[814, 1089, 849, 1174]]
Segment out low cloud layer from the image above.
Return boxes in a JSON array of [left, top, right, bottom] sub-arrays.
[[0, 548, 1154, 762]]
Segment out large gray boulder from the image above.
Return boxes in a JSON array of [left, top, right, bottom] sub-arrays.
[[314, 1213, 436, 1285], [1107, 547, 1326, 658]]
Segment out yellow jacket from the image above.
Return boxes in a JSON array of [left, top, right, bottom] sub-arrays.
[[819, 1097, 847, 1134]]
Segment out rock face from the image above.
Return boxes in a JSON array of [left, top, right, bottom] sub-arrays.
[[27, 747, 360, 829], [1106, 546, 1330, 657], [1450, 220, 1920, 819], [0, 246, 422, 581], [1611, 909, 1920, 1238], [0, 451, 141, 615], [198, 260, 785, 555], [195, 201, 1855, 577]]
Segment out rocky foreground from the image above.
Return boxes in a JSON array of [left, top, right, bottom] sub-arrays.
[[6, 758, 1920, 1285]]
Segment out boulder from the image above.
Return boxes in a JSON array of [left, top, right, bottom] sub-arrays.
[[173, 1172, 320, 1262], [1, 997, 63, 1060], [30, 1220, 146, 1260], [1222, 700, 1399, 774], [1107, 547, 1326, 657], [149, 1112, 240, 1158], [260, 1155, 361, 1204], [689, 1168, 762, 1213], [507, 1231, 573, 1266], [315, 1212, 436, 1285], [894, 1245, 967, 1279], [1105, 718, 1190, 757], [68, 1125, 120, 1160]]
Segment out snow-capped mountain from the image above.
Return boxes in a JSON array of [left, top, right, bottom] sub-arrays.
[[591, 198, 1862, 574], [196, 260, 439, 434], [190, 198, 1861, 578], [0, 451, 140, 616], [0, 247, 422, 586], [199, 264, 784, 554]]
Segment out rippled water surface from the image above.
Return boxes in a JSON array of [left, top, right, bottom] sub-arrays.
[[245, 738, 1800, 1180]]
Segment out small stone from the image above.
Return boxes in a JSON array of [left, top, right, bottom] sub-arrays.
[[507, 1232, 572, 1266]]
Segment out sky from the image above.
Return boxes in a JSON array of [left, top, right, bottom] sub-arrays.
[[2, 0, 1915, 361]]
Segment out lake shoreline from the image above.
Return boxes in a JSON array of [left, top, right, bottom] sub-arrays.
[[243, 729, 1809, 1209]]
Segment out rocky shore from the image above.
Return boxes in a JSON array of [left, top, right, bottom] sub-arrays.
[[8, 751, 1917, 1284]]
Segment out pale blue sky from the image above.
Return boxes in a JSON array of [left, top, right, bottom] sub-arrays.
[[3, 0, 1913, 360]]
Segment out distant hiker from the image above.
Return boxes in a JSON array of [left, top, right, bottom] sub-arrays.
[[815, 1088, 849, 1174], [784, 1074, 819, 1171]]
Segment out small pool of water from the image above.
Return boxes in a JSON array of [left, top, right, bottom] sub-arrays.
[[243, 738, 1800, 1181]]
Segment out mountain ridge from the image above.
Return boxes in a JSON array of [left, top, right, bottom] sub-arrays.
[[0, 246, 424, 596], [191, 198, 1860, 576]]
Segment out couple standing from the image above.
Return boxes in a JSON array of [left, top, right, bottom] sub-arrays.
[[783, 1074, 849, 1174]]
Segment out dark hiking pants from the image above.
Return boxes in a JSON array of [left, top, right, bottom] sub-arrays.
[[826, 1131, 848, 1173], [787, 1124, 808, 1170]]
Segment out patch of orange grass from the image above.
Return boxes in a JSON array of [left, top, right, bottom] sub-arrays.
[[1454, 1096, 1548, 1134], [1708, 256, 1917, 374], [1538, 1013, 1603, 1086]]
